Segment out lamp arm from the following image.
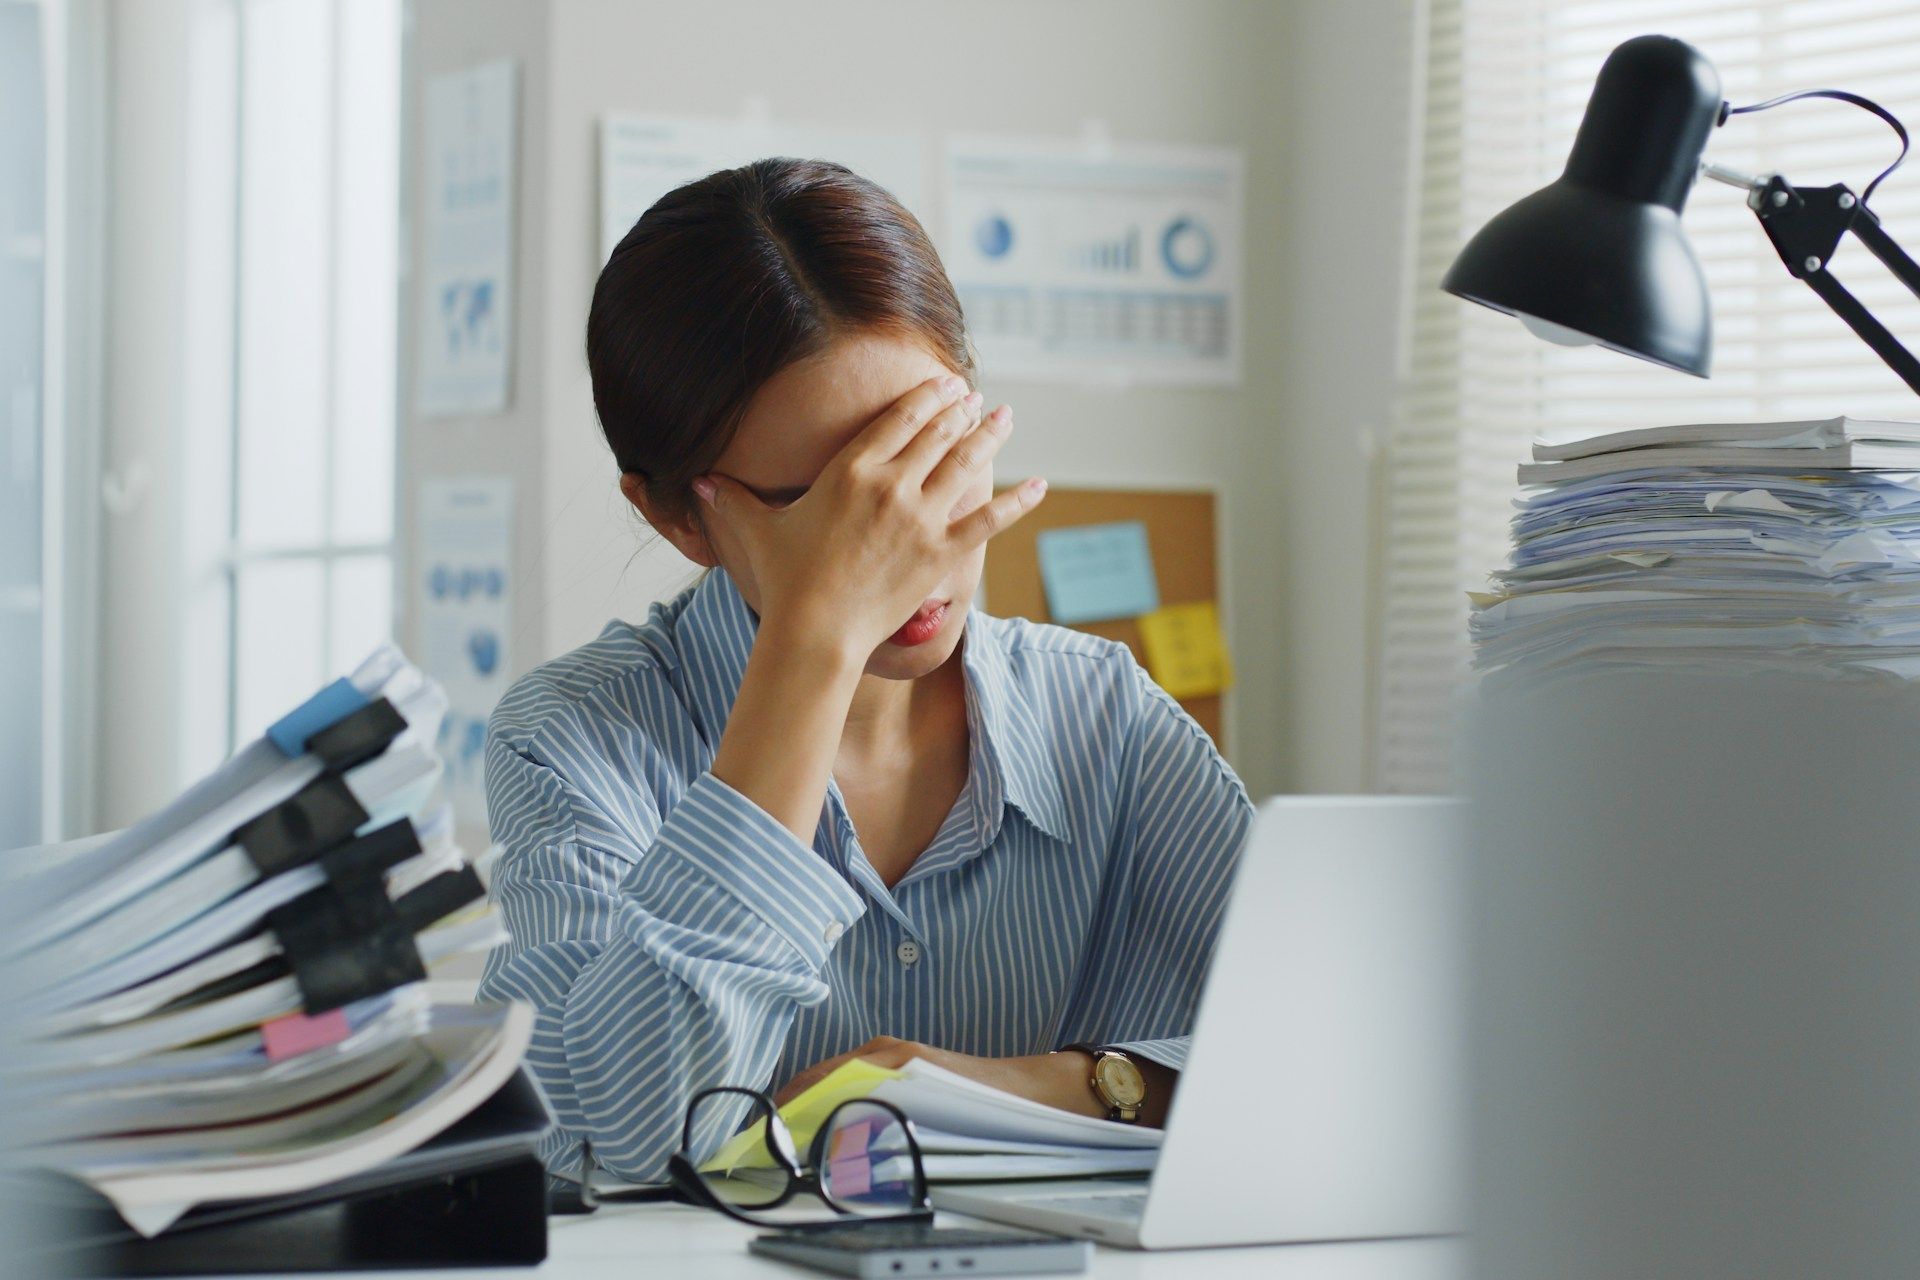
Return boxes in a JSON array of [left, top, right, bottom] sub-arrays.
[[1742, 173, 1920, 397]]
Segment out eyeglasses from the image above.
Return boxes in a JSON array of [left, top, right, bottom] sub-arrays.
[[557, 1085, 932, 1230]]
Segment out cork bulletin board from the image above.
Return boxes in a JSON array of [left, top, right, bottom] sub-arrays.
[[980, 486, 1224, 750]]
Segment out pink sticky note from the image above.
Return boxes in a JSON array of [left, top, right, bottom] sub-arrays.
[[261, 1008, 352, 1061], [826, 1120, 875, 1199]]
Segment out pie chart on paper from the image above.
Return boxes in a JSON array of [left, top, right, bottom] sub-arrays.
[[1160, 216, 1216, 279]]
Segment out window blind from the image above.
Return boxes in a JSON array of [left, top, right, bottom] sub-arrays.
[[1375, 0, 1920, 792]]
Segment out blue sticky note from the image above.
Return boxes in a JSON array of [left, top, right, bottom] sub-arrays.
[[266, 677, 369, 757], [1036, 521, 1160, 624]]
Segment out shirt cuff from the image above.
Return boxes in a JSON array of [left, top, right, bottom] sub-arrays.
[[636, 771, 865, 970], [1108, 1036, 1189, 1074]]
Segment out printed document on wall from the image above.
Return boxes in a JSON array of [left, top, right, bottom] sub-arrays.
[[416, 59, 517, 418], [418, 477, 514, 829], [943, 136, 1244, 385], [598, 113, 930, 264]]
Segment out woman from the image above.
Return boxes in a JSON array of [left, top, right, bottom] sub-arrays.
[[478, 158, 1253, 1182]]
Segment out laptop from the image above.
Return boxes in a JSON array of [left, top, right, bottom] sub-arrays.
[[931, 796, 1466, 1250]]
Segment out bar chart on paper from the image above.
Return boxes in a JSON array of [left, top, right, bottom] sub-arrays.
[[944, 136, 1244, 385]]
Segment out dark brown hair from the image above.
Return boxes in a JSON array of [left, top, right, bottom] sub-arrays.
[[587, 157, 974, 519]]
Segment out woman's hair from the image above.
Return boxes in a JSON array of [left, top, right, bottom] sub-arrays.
[[587, 157, 973, 519]]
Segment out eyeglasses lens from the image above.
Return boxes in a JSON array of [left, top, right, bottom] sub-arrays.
[[689, 1090, 792, 1209], [818, 1101, 920, 1215]]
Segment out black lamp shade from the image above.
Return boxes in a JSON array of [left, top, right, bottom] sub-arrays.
[[1440, 35, 1725, 378]]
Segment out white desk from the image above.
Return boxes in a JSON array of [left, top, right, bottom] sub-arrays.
[[439, 1203, 1465, 1279]]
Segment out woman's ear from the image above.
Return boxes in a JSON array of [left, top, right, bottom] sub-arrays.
[[620, 472, 719, 568]]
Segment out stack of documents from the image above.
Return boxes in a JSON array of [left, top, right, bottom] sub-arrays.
[[1, 646, 530, 1237], [701, 1058, 1161, 1185], [1472, 417, 1920, 681]]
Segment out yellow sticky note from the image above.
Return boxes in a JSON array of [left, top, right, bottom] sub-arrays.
[[1138, 601, 1232, 700], [701, 1057, 905, 1175]]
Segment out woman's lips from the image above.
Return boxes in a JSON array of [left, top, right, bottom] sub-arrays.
[[887, 600, 950, 648]]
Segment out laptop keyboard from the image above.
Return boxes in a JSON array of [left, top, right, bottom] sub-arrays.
[[1022, 1189, 1149, 1221]]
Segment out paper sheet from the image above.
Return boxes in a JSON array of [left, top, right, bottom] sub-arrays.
[[416, 60, 517, 418], [599, 114, 929, 265], [703, 1057, 1162, 1182], [943, 135, 1244, 385], [417, 478, 514, 829]]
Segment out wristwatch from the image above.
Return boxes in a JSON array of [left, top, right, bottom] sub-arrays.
[[1060, 1042, 1146, 1123]]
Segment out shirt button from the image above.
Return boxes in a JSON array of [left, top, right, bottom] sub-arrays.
[[824, 921, 844, 946], [896, 940, 921, 966]]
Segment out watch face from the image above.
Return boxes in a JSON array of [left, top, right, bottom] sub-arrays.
[[1095, 1055, 1146, 1107]]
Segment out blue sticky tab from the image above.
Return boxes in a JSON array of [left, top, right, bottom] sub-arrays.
[[267, 678, 372, 757], [1036, 520, 1161, 625]]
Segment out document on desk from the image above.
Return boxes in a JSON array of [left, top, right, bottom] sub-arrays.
[[59, 997, 533, 1238], [703, 1058, 1161, 1184], [1474, 417, 1920, 683], [3, 647, 528, 1240]]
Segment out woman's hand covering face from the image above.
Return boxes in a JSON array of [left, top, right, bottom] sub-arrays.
[[691, 374, 1046, 656]]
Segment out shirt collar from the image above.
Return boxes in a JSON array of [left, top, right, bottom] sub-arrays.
[[958, 612, 1073, 843], [674, 569, 1071, 844]]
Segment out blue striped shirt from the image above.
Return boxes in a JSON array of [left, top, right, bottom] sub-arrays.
[[478, 568, 1253, 1180]]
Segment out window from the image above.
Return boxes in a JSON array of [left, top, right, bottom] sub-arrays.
[[2, 0, 48, 848], [190, 0, 401, 764], [4, 0, 101, 846], [1377, 0, 1920, 791]]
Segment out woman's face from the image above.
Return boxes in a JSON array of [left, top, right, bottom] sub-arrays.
[[703, 330, 992, 682]]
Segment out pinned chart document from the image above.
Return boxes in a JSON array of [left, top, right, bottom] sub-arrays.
[[1036, 520, 1160, 624], [416, 59, 517, 418], [944, 135, 1245, 385], [599, 114, 929, 264], [418, 478, 514, 828], [1139, 601, 1232, 699]]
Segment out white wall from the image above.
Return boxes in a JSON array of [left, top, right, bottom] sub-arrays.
[[402, 0, 1423, 799], [1267, 0, 1421, 792]]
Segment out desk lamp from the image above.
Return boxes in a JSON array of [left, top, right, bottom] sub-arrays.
[[1441, 34, 1918, 393]]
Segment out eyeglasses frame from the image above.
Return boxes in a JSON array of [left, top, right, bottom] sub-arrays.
[[665, 1085, 934, 1231]]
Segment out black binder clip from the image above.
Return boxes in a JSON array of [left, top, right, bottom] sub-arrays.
[[314, 818, 423, 884], [306, 698, 409, 774], [237, 776, 371, 878], [394, 867, 486, 934], [267, 860, 486, 1015], [268, 877, 429, 1015]]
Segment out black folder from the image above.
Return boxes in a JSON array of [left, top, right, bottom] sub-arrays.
[[23, 1069, 552, 1274]]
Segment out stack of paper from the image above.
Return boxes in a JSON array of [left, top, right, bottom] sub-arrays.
[[1, 646, 530, 1238], [701, 1058, 1161, 1186], [1472, 417, 1920, 681]]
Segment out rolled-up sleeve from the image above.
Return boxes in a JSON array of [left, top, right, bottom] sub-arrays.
[[478, 725, 864, 1181]]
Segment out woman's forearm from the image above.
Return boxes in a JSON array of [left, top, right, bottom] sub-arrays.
[[708, 617, 866, 842]]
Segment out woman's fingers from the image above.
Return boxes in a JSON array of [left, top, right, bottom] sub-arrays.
[[953, 476, 1048, 548], [923, 403, 1012, 504], [692, 472, 773, 531], [847, 374, 972, 466], [893, 391, 984, 480]]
